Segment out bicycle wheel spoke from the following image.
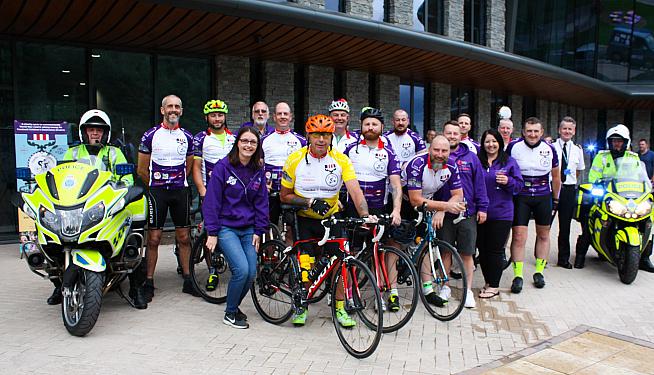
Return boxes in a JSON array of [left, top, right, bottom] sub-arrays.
[[251, 240, 294, 324]]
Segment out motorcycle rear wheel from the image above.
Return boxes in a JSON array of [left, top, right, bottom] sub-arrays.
[[62, 270, 105, 336], [618, 245, 640, 284]]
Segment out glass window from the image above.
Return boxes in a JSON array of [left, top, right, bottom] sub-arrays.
[[0, 41, 13, 129], [0, 41, 16, 234], [597, 1, 635, 82], [465, 0, 487, 45], [15, 43, 88, 124], [400, 83, 425, 137], [325, 0, 345, 12], [156, 55, 211, 136], [629, 0, 654, 82], [414, 0, 445, 34], [372, 0, 385, 22], [490, 92, 510, 129], [450, 87, 474, 121], [91, 49, 152, 145]]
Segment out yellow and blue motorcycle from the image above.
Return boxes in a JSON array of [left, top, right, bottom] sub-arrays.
[[12, 162, 147, 336], [577, 158, 653, 284]]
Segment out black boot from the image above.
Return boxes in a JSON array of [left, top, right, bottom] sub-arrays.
[[130, 286, 148, 309], [639, 242, 654, 273], [47, 287, 62, 305], [574, 231, 590, 269]]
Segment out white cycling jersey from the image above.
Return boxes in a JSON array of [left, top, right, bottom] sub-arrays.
[[262, 130, 306, 191], [139, 124, 193, 189], [193, 130, 236, 185]]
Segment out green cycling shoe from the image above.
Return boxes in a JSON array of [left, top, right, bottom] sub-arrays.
[[292, 309, 307, 326], [335, 308, 357, 328], [206, 273, 218, 291]]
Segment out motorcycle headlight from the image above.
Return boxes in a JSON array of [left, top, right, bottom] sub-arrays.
[[61, 208, 84, 237], [635, 201, 652, 216], [108, 198, 125, 216], [608, 200, 627, 216], [81, 202, 105, 231], [39, 206, 59, 233]]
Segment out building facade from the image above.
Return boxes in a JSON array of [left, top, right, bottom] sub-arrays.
[[0, 0, 652, 235]]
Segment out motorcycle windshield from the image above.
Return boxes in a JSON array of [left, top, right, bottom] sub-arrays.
[[612, 158, 652, 198]]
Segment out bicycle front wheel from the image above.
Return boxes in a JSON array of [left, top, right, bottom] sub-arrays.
[[361, 246, 419, 333], [189, 231, 232, 304], [331, 257, 383, 359], [251, 240, 294, 324], [417, 239, 467, 321]]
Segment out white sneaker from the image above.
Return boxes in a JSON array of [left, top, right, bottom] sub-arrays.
[[464, 289, 476, 308], [437, 285, 451, 302]]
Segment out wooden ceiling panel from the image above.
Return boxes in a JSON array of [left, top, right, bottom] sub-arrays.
[[0, 0, 649, 109]]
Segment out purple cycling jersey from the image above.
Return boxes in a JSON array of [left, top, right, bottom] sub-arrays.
[[139, 124, 193, 189]]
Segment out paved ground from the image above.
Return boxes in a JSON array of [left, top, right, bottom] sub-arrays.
[[1, 221, 654, 374]]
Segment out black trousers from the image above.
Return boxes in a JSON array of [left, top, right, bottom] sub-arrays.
[[557, 185, 577, 263], [476, 220, 512, 288]]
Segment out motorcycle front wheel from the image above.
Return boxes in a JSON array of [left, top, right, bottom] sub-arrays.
[[62, 269, 105, 336], [618, 244, 640, 284]]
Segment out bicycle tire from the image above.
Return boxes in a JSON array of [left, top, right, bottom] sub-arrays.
[[189, 230, 231, 304], [262, 223, 282, 243], [417, 239, 467, 321], [251, 240, 294, 325], [331, 257, 383, 359], [360, 246, 419, 333]]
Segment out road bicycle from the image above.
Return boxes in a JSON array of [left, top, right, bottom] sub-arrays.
[[251, 207, 383, 358]]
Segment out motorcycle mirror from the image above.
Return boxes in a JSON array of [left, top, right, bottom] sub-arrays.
[[124, 186, 144, 204], [115, 163, 135, 176]]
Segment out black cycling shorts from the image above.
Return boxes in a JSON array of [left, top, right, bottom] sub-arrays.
[[513, 195, 552, 227], [147, 187, 191, 229], [296, 215, 343, 256]]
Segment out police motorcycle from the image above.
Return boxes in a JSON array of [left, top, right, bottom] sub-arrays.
[[576, 157, 653, 284], [12, 161, 147, 336]]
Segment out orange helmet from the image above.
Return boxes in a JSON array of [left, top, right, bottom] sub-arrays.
[[305, 114, 335, 134]]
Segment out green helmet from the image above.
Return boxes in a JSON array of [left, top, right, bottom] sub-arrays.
[[203, 99, 228, 115]]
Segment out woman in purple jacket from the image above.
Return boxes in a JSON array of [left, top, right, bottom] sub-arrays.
[[203, 127, 269, 329], [476, 129, 523, 299]]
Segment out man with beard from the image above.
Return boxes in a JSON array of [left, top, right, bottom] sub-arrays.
[[434, 121, 488, 309], [329, 98, 359, 152], [192, 99, 236, 290], [404, 135, 466, 306], [261, 102, 306, 227], [241, 101, 274, 136], [138, 95, 195, 300], [457, 113, 480, 154], [343, 107, 403, 310], [384, 109, 426, 164]]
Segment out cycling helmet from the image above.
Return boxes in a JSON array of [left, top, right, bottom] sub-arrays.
[[606, 124, 631, 149], [78, 109, 111, 145], [305, 114, 335, 133], [360, 107, 384, 124], [203, 99, 228, 115], [389, 220, 417, 245], [328, 98, 350, 113]]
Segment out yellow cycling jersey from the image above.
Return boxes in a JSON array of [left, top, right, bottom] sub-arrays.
[[282, 146, 356, 219]]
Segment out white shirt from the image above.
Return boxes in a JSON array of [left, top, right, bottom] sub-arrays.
[[553, 138, 586, 185]]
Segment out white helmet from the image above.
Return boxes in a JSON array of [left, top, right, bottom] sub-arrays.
[[328, 98, 350, 113], [606, 124, 630, 149], [78, 109, 111, 145]]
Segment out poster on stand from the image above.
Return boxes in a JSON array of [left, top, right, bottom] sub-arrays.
[[14, 120, 69, 254]]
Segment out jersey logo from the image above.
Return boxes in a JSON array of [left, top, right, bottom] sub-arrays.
[[324, 163, 336, 173], [401, 142, 412, 158], [539, 150, 552, 168], [373, 160, 386, 172], [325, 174, 339, 187], [227, 176, 237, 185], [177, 137, 188, 155]]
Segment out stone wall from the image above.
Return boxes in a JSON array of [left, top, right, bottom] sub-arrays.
[[475, 89, 491, 137], [264, 61, 295, 119], [345, 0, 373, 18], [444, 0, 465, 40], [305, 65, 334, 117], [633, 110, 651, 147], [386, 0, 413, 27], [510, 94, 523, 135], [215, 55, 250, 126], [376, 74, 400, 125], [344, 70, 369, 125], [486, 0, 505, 50], [294, 0, 325, 9], [431, 82, 451, 131]]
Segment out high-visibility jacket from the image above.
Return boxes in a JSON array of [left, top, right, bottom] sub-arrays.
[[63, 144, 134, 186]]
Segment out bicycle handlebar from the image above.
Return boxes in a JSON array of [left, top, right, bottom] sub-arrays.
[[317, 216, 379, 246]]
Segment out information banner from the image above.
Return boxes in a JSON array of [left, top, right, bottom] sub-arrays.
[[14, 120, 69, 234]]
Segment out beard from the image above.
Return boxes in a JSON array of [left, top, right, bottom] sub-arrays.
[[254, 118, 267, 127], [363, 130, 380, 141]]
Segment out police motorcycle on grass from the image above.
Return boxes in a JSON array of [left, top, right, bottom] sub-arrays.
[[577, 158, 653, 284], [12, 162, 146, 336]]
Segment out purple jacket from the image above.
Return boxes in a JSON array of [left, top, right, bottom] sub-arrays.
[[482, 157, 524, 221], [434, 144, 489, 217], [203, 157, 269, 236]]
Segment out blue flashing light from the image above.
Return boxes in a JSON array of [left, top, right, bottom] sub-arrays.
[[585, 144, 596, 152], [115, 163, 135, 176], [591, 188, 605, 197]]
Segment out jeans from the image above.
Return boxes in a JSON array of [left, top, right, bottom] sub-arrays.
[[219, 226, 257, 314]]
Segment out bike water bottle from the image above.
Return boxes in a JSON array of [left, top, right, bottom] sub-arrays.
[[299, 254, 314, 282]]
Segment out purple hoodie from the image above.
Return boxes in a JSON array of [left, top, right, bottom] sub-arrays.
[[434, 144, 489, 217], [203, 157, 269, 236], [481, 157, 524, 221]]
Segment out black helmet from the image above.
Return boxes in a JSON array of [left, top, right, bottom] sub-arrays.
[[360, 107, 384, 124]]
